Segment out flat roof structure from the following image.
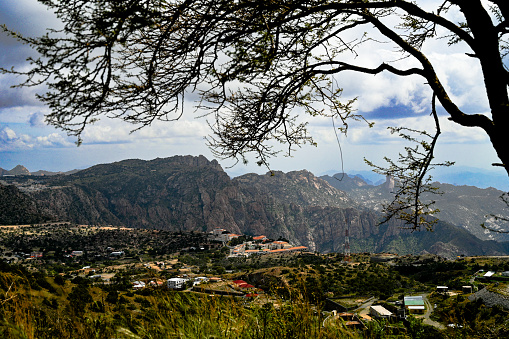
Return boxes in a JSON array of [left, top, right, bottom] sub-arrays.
[[370, 305, 393, 318], [404, 296, 425, 307]]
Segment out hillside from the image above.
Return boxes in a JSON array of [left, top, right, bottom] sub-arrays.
[[2, 156, 509, 257], [0, 183, 50, 225]]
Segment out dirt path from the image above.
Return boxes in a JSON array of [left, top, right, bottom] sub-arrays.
[[420, 294, 445, 330]]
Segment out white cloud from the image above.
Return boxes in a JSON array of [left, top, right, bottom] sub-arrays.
[[0, 126, 33, 151], [0, 125, 74, 151], [77, 114, 211, 145], [320, 114, 490, 147], [35, 133, 73, 147]]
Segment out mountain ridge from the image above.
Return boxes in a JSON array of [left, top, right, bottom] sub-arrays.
[[320, 173, 509, 242], [2, 155, 509, 258]]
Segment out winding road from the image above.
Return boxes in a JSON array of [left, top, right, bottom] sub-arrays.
[[420, 293, 445, 330]]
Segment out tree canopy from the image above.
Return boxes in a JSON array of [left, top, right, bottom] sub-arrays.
[[2, 0, 509, 229]]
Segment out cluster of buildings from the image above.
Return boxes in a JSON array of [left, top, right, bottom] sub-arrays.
[[368, 295, 426, 322], [229, 242, 307, 257], [132, 276, 261, 297], [166, 276, 210, 289], [209, 228, 307, 257], [131, 277, 211, 290]]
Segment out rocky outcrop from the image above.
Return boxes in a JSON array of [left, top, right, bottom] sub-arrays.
[[469, 287, 509, 310]]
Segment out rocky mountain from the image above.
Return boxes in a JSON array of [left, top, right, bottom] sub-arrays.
[[0, 165, 79, 177], [2, 156, 509, 258], [320, 173, 509, 242], [0, 165, 30, 176]]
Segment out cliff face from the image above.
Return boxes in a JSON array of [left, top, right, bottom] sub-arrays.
[[0, 183, 50, 225], [26, 156, 379, 251], [10, 155, 509, 257]]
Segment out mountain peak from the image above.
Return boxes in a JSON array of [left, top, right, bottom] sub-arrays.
[[7, 165, 30, 176]]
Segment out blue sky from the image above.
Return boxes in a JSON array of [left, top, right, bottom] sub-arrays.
[[0, 0, 507, 188]]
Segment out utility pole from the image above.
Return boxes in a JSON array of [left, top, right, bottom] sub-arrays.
[[344, 223, 351, 262]]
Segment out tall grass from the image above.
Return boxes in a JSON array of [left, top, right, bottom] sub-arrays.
[[0, 273, 114, 339], [0, 273, 408, 339], [126, 292, 362, 339]]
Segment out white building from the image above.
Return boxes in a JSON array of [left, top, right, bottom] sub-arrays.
[[133, 281, 146, 289], [110, 251, 124, 257], [370, 305, 393, 319], [167, 277, 187, 289]]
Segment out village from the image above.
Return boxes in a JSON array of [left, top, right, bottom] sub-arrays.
[[1, 223, 509, 336]]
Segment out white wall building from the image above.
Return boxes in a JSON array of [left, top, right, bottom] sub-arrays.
[[370, 305, 393, 319], [167, 277, 187, 289]]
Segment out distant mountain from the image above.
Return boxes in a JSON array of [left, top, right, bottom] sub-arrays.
[[321, 167, 509, 191], [321, 173, 509, 242], [0, 165, 30, 176], [433, 167, 509, 191], [3, 155, 507, 258], [0, 165, 80, 177], [31, 169, 80, 176]]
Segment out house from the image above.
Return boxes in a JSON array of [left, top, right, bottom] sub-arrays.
[[238, 283, 255, 289], [369, 305, 393, 319], [404, 296, 425, 314], [253, 235, 268, 242], [167, 277, 187, 289], [437, 286, 448, 293], [71, 250, 83, 256], [133, 281, 146, 289], [244, 249, 262, 256], [225, 233, 241, 242], [110, 251, 124, 257], [211, 228, 227, 236], [148, 280, 165, 288], [193, 277, 209, 286], [462, 286, 473, 294], [269, 241, 290, 250]]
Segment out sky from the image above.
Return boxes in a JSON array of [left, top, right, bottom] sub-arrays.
[[0, 0, 507, 188]]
